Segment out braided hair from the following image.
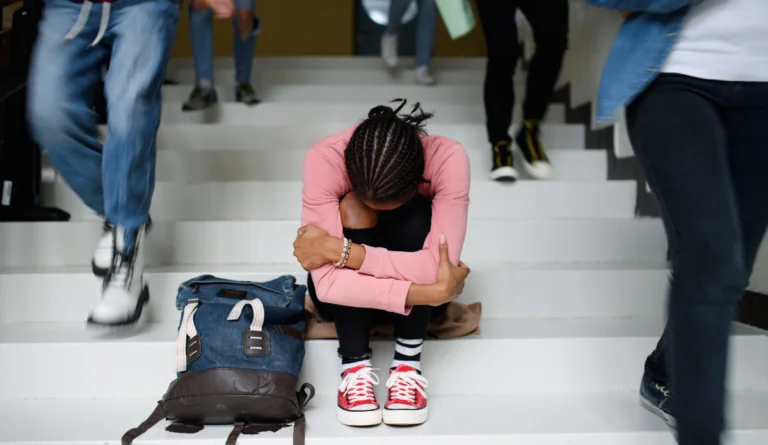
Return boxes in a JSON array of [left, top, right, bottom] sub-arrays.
[[345, 99, 434, 205]]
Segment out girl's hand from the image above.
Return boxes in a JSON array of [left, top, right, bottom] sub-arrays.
[[293, 224, 332, 271], [432, 234, 471, 305]]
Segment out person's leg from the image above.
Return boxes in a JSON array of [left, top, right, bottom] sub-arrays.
[[183, 1, 217, 111], [89, 0, 178, 326], [476, 0, 520, 182], [27, 0, 111, 276], [332, 193, 384, 427], [232, 0, 260, 105], [381, 0, 412, 68], [376, 194, 433, 426], [643, 84, 768, 417], [627, 74, 746, 445], [27, 0, 109, 218], [513, 0, 568, 180], [413, 0, 437, 85]]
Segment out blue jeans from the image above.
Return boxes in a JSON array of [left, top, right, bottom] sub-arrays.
[[387, 0, 436, 68], [627, 74, 768, 445], [189, 0, 256, 85], [27, 0, 179, 251]]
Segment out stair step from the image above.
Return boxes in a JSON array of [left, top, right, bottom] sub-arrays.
[[0, 219, 666, 268], [43, 181, 636, 222], [150, 146, 603, 182], [0, 261, 669, 323], [158, 102, 565, 125], [0, 319, 764, 399], [0, 392, 768, 445], [2, 392, 768, 444], [161, 84, 535, 107], [168, 56, 489, 72], [104, 123, 587, 152]]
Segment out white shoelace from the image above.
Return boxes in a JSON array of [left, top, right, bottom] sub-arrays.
[[386, 370, 428, 404], [339, 367, 380, 404]]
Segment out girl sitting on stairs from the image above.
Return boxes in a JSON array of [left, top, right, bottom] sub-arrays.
[[292, 99, 471, 427]]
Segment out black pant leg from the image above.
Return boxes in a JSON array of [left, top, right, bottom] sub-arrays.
[[378, 194, 444, 337], [476, 0, 520, 144], [627, 74, 747, 445], [518, 0, 568, 121]]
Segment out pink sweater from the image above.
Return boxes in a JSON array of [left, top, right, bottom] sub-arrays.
[[301, 125, 470, 315]]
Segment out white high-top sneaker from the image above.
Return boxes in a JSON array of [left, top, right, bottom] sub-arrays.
[[92, 218, 151, 277], [381, 33, 398, 68], [88, 225, 150, 326], [414, 66, 435, 86], [91, 221, 114, 277]]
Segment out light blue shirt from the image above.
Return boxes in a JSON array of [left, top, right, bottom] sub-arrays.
[[587, 0, 705, 122]]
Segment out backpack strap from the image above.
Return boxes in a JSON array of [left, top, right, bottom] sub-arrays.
[[121, 402, 166, 445], [293, 416, 307, 445], [297, 383, 315, 409], [225, 422, 246, 445]]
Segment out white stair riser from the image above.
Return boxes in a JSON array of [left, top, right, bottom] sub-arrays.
[[43, 181, 635, 222], [0, 267, 668, 323], [119, 123, 587, 151], [160, 102, 563, 125], [1, 335, 764, 399], [0, 220, 666, 268]]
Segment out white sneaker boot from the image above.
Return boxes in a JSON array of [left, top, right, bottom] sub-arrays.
[[381, 33, 398, 68], [88, 224, 150, 326], [414, 66, 435, 86], [91, 221, 114, 277], [92, 217, 151, 278]]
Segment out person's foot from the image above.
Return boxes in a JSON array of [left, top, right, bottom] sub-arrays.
[[87, 225, 150, 326], [488, 140, 519, 182], [639, 372, 676, 427], [92, 218, 152, 278], [92, 221, 115, 277], [414, 65, 435, 86], [235, 82, 261, 106], [337, 364, 382, 426], [182, 86, 218, 112], [514, 120, 552, 179], [381, 33, 398, 68], [383, 364, 428, 426]]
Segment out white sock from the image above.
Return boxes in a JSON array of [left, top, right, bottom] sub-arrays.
[[341, 358, 372, 373], [391, 338, 423, 371]]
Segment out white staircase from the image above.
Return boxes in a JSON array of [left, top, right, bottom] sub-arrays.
[[1, 57, 767, 444]]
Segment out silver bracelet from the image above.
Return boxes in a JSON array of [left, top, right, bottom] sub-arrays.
[[333, 238, 351, 268]]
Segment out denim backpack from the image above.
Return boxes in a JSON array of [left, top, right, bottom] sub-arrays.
[[122, 275, 315, 445]]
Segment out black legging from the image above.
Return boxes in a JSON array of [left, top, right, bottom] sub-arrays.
[[476, 0, 569, 143], [307, 194, 447, 360]]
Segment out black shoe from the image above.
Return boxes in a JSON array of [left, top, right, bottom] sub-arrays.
[[236, 83, 261, 106], [488, 140, 519, 182], [514, 120, 552, 179], [182, 86, 218, 112], [639, 372, 676, 427]]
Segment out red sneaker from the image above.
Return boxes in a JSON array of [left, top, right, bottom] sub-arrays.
[[337, 364, 382, 426], [383, 364, 429, 425]]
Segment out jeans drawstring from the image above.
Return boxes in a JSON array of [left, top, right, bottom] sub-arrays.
[[64, 0, 111, 47]]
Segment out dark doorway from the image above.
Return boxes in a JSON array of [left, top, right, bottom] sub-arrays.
[[354, 0, 420, 57]]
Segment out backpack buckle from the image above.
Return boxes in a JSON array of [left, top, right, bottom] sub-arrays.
[[243, 330, 270, 357]]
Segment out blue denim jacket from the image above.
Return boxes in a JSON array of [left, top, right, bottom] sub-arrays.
[[588, 0, 705, 122]]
